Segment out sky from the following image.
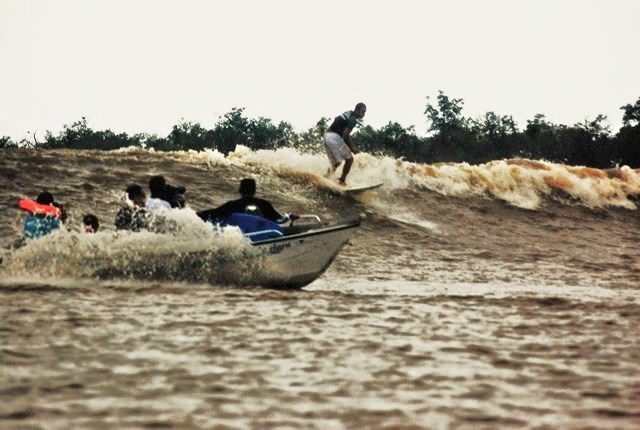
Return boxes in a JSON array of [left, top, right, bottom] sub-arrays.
[[1, 0, 639, 142]]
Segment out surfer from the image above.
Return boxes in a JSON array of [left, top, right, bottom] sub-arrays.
[[115, 184, 149, 232], [197, 178, 297, 223], [324, 102, 366, 186]]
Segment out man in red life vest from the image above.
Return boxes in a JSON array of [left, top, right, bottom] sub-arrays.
[[21, 192, 66, 239]]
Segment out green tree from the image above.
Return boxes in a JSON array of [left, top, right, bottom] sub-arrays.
[[0, 136, 16, 148], [470, 112, 519, 161], [425, 91, 468, 137], [37, 117, 141, 150], [211, 108, 252, 155], [524, 114, 561, 160], [424, 91, 476, 162], [613, 97, 640, 167], [575, 115, 613, 167], [211, 107, 294, 154], [621, 97, 640, 127], [292, 117, 330, 153], [167, 120, 214, 151], [247, 116, 295, 150], [354, 121, 426, 160]]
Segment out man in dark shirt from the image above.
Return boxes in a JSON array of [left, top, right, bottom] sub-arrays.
[[197, 178, 289, 223], [324, 102, 366, 185]]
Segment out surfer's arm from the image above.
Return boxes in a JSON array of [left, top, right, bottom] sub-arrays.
[[342, 127, 359, 154]]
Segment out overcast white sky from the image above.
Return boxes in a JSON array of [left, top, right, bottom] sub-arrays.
[[1, 0, 639, 141]]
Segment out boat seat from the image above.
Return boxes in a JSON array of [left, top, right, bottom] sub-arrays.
[[225, 213, 283, 242]]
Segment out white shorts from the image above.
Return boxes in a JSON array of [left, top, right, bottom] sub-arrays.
[[323, 132, 352, 168]]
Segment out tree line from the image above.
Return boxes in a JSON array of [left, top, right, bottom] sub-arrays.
[[2, 93, 639, 168]]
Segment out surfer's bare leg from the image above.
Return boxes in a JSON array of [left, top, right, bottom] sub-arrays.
[[338, 157, 353, 185], [326, 162, 340, 178]]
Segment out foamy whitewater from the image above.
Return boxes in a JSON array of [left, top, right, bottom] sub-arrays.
[[1, 147, 639, 429]]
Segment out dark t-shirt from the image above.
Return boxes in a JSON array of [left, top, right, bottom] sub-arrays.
[[328, 111, 359, 137], [197, 197, 283, 223]]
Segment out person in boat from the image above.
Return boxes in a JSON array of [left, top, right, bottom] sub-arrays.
[[82, 214, 99, 233], [115, 184, 149, 232], [324, 102, 366, 186], [164, 183, 186, 208], [147, 175, 186, 210], [147, 175, 172, 211], [197, 178, 296, 224], [21, 191, 66, 240]]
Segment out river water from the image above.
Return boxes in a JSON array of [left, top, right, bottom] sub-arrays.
[[1, 147, 639, 429]]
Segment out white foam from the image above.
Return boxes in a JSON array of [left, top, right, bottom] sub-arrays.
[[2, 208, 258, 284], [114, 147, 640, 211], [385, 210, 441, 233]]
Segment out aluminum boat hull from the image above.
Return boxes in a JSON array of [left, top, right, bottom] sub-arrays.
[[251, 220, 359, 289]]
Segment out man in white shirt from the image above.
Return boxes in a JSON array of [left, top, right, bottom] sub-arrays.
[[146, 175, 171, 211]]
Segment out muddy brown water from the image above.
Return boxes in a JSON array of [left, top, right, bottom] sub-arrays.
[[1, 148, 639, 429]]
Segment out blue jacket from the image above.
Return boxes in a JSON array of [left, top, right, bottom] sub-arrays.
[[24, 215, 61, 239]]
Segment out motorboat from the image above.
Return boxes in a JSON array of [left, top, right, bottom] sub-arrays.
[[4, 212, 359, 290], [230, 214, 360, 289]]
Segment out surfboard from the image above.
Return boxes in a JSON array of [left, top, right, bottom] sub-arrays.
[[341, 183, 383, 194]]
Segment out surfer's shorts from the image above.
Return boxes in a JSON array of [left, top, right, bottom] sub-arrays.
[[323, 132, 352, 168]]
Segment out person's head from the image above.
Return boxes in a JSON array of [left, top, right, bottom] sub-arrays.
[[239, 178, 256, 197], [36, 191, 54, 205], [35, 191, 66, 221], [126, 184, 146, 207], [82, 214, 99, 233], [149, 175, 166, 198], [354, 102, 367, 119]]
